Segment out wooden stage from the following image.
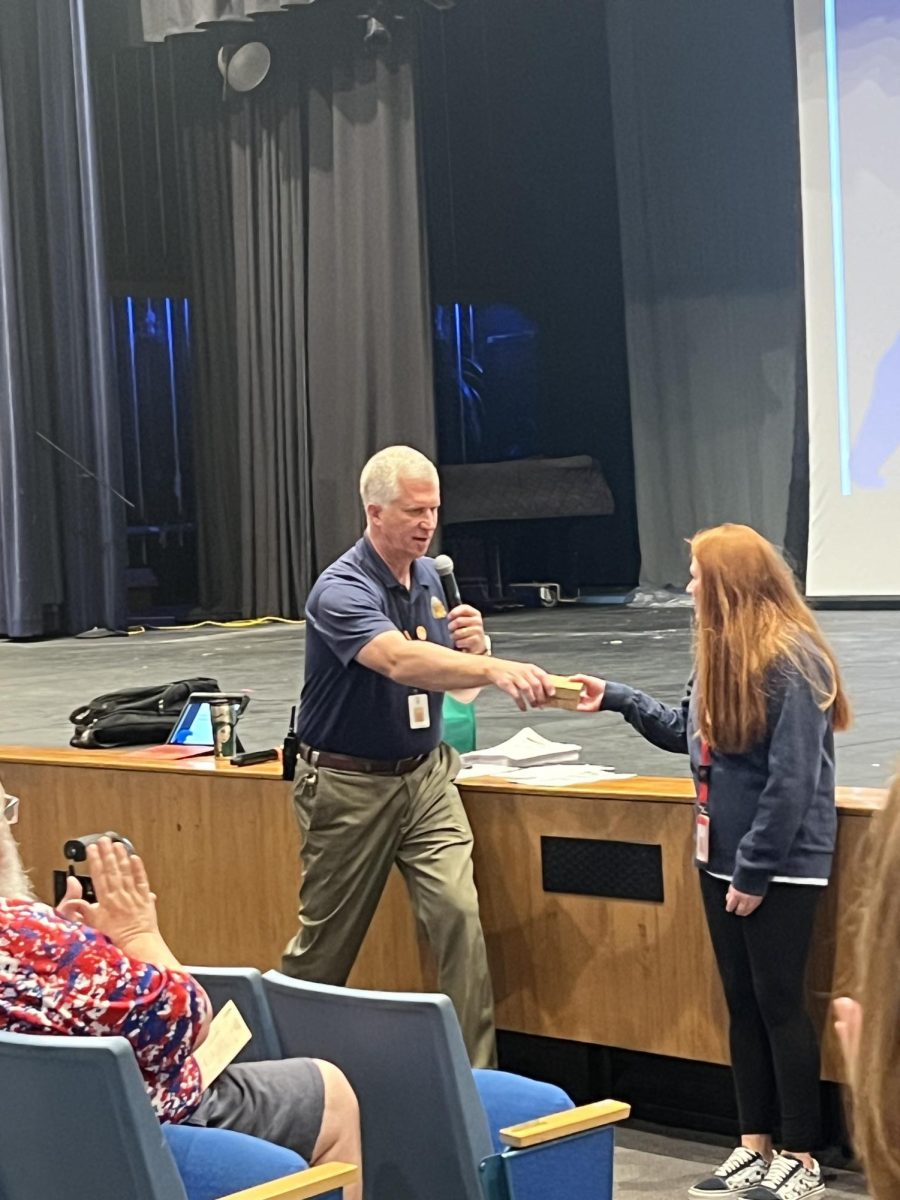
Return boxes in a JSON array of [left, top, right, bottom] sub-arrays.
[[0, 746, 882, 1083]]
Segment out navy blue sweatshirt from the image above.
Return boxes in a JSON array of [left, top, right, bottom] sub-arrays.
[[600, 663, 837, 896]]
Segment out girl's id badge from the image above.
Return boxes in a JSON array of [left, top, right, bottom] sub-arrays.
[[408, 692, 431, 730], [695, 810, 710, 864]]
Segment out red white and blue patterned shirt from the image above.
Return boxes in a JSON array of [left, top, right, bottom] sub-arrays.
[[0, 899, 211, 1123]]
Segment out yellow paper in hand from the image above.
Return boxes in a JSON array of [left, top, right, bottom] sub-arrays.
[[193, 999, 252, 1089]]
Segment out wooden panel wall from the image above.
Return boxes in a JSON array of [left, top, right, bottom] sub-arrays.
[[3, 761, 299, 971], [351, 787, 875, 1083]]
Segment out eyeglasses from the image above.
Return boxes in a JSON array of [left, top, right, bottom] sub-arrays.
[[1, 791, 20, 826]]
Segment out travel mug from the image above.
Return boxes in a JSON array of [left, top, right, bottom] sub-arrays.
[[210, 701, 236, 762]]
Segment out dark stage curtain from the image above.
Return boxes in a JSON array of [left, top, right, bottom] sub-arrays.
[[606, 0, 806, 587], [0, 0, 125, 638], [305, 24, 436, 574], [171, 9, 434, 616], [180, 41, 312, 618]]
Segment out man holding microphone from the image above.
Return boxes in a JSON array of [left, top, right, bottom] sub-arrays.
[[282, 445, 554, 1067]]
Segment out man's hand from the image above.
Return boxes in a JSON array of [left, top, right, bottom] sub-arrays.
[[448, 604, 488, 654], [485, 659, 555, 711], [725, 885, 763, 917], [571, 674, 606, 712], [87, 838, 161, 949]]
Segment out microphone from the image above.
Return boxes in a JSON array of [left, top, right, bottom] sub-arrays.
[[433, 554, 462, 610]]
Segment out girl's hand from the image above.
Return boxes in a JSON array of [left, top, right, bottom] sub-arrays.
[[570, 674, 606, 712], [725, 885, 763, 917]]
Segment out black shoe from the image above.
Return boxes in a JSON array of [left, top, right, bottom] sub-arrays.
[[688, 1147, 770, 1197], [743, 1153, 825, 1199]]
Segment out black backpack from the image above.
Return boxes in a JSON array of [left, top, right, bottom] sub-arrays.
[[68, 677, 220, 748]]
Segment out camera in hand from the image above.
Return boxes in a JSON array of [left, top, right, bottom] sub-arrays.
[[55, 832, 136, 907], [64, 831, 135, 862]]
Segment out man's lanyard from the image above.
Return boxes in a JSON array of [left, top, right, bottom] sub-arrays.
[[379, 575, 434, 730], [378, 573, 422, 642], [359, 547, 422, 640]]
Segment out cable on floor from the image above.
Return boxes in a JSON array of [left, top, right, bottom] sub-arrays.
[[127, 616, 306, 635]]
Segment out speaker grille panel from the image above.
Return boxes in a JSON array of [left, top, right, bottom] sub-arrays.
[[541, 836, 664, 902]]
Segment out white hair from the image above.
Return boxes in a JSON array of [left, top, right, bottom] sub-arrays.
[[359, 445, 438, 507], [0, 823, 35, 901]]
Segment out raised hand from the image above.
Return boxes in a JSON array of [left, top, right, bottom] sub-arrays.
[[86, 837, 160, 949]]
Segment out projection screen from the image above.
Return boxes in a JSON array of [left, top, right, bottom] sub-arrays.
[[796, 0, 900, 598]]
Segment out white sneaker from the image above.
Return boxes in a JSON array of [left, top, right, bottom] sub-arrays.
[[744, 1153, 825, 1199], [688, 1147, 770, 1196]]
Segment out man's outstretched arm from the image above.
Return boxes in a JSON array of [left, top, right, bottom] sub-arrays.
[[357, 631, 555, 711]]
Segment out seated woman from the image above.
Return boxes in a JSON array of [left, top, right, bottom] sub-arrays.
[[0, 788, 362, 1200]]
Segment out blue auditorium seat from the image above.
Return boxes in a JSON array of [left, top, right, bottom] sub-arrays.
[[0, 1028, 355, 1200], [191, 967, 629, 1200]]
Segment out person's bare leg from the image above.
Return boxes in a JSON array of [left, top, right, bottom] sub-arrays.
[[741, 1134, 773, 1161], [782, 1150, 816, 1170], [310, 1060, 363, 1200]]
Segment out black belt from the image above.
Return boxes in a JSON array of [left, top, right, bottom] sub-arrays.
[[299, 743, 428, 776]]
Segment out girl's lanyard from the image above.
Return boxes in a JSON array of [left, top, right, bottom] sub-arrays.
[[695, 739, 711, 864]]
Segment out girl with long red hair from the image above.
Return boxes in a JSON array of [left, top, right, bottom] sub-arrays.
[[575, 524, 850, 1200]]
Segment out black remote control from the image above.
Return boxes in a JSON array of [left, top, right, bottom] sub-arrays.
[[230, 748, 279, 767]]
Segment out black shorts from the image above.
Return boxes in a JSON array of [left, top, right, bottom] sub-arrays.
[[185, 1058, 325, 1163]]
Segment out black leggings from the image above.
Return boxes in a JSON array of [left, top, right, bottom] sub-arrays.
[[699, 872, 823, 1149]]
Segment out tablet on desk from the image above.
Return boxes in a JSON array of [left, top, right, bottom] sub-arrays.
[[136, 693, 249, 759]]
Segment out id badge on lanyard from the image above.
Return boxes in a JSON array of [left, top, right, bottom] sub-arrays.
[[408, 692, 431, 729], [695, 739, 712, 864]]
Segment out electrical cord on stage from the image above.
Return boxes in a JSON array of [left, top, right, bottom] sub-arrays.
[[126, 616, 305, 636]]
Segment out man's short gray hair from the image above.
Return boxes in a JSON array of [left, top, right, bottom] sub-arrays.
[[360, 445, 438, 507]]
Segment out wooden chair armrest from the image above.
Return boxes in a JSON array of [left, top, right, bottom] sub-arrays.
[[223, 1162, 360, 1200], [499, 1100, 631, 1149]]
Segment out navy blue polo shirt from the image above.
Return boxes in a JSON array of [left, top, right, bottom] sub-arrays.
[[296, 536, 454, 760]]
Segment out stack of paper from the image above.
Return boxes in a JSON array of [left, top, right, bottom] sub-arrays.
[[509, 764, 635, 785], [458, 763, 636, 785], [460, 727, 581, 768]]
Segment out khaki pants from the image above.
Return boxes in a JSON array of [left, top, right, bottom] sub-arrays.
[[281, 743, 496, 1068]]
